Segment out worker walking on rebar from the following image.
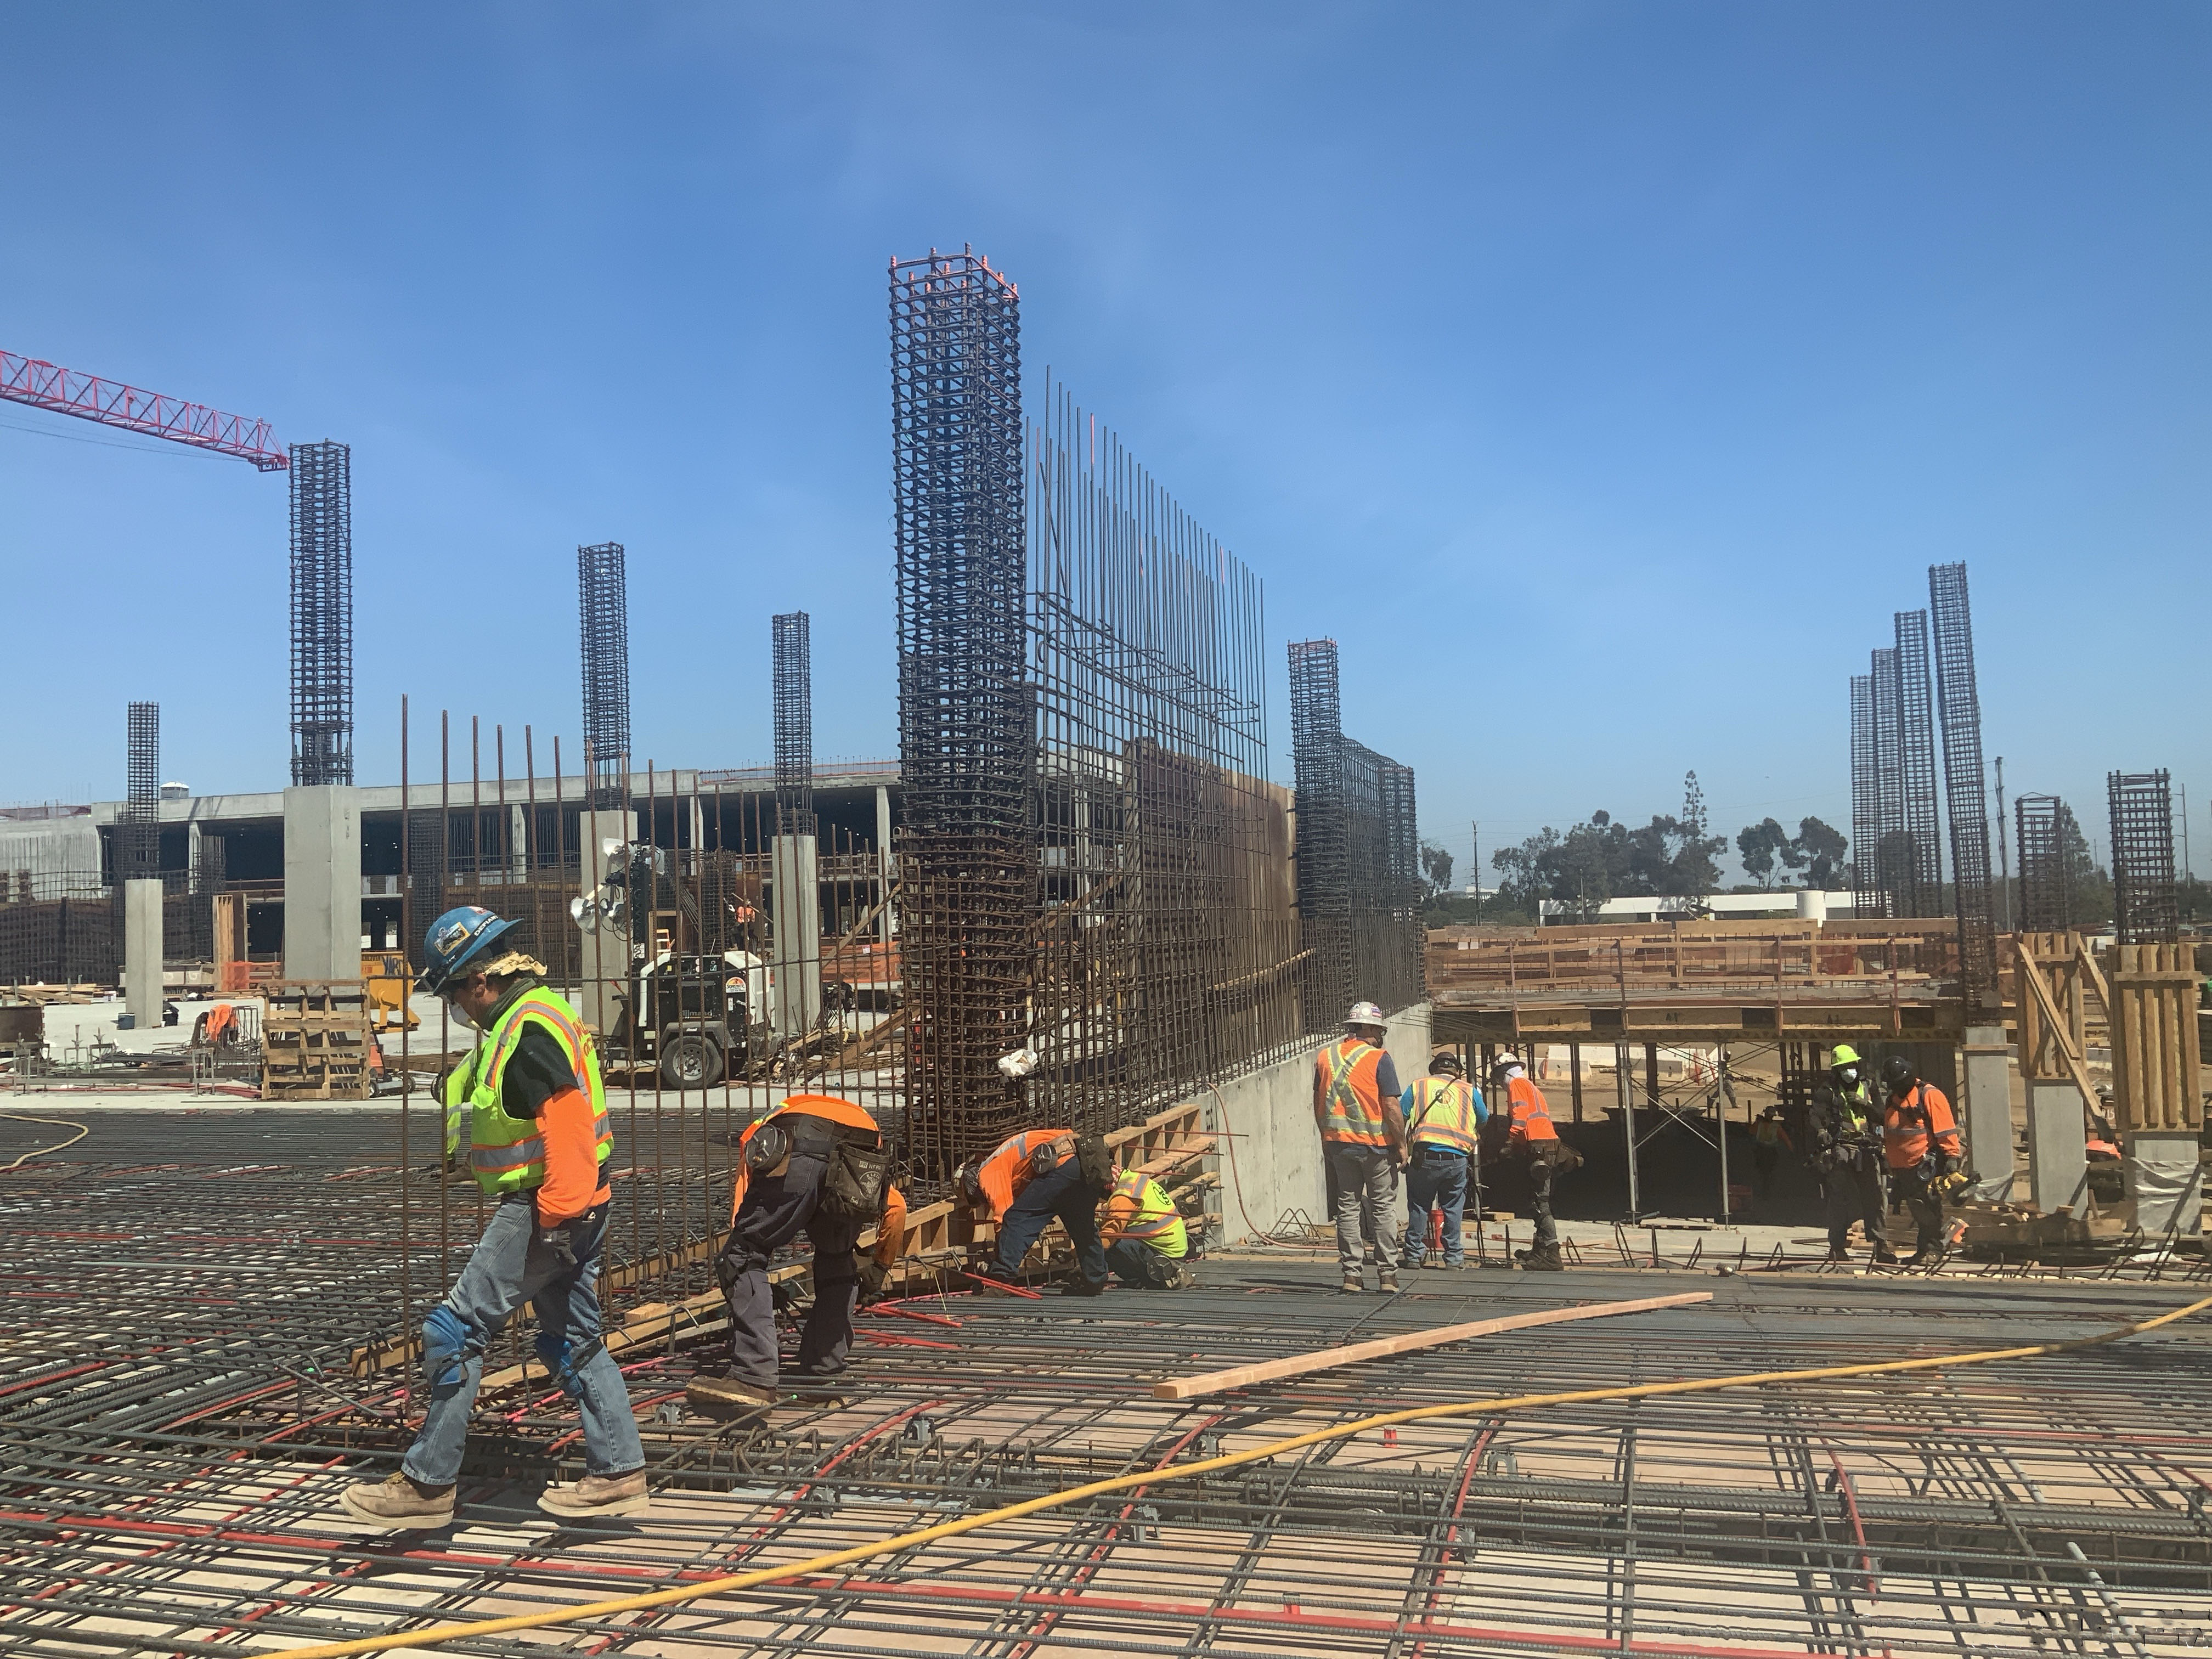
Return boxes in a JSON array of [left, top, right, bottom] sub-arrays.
[[1317, 1001, 1406, 1293], [340, 906, 646, 1530], [687, 1093, 906, 1420], [1808, 1043, 1892, 1265], [1398, 1052, 1485, 1271], [1881, 1053, 1965, 1267], [1492, 1057, 1575, 1271], [1098, 1159, 1197, 1289], [956, 1126, 1113, 1295]]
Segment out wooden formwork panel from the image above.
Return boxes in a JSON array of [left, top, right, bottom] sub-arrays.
[[2110, 943, 2204, 1133], [262, 979, 374, 1102]]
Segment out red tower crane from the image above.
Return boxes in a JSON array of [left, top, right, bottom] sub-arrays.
[[1, 347, 286, 470]]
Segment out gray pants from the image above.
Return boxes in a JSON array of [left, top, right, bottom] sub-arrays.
[[1328, 1144, 1400, 1273], [719, 1150, 860, 1389], [1822, 1159, 1888, 1254], [403, 1197, 644, 1487]]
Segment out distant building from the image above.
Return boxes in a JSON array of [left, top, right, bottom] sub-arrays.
[[1538, 889, 1858, 926]]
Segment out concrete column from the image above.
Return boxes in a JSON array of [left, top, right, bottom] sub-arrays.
[[577, 808, 620, 1034], [123, 878, 164, 1027], [283, 787, 361, 982], [2026, 1079, 2090, 1214], [2127, 1133, 2204, 1238], [509, 803, 527, 883], [771, 832, 822, 1038], [1959, 1026, 2016, 1204]]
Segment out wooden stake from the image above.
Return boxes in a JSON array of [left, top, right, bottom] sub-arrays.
[[1151, 1290, 1714, 1401]]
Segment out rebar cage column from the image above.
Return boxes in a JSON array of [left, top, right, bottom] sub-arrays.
[[118, 701, 159, 887], [288, 441, 353, 786], [1848, 673, 1884, 919], [578, 542, 631, 811], [772, 611, 814, 836], [891, 247, 1034, 1181], [2108, 770, 2179, 945], [1928, 561, 1998, 1011], [1894, 608, 1943, 917], [2015, 794, 2073, 934]]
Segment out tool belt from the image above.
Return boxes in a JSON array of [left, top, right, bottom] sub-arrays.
[[817, 1122, 891, 1225]]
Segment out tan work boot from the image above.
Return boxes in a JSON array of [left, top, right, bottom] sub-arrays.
[[685, 1373, 777, 1420], [340, 1469, 455, 1530], [538, 1468, 651, 1519]]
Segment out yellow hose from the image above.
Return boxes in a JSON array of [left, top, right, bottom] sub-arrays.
[[0, 1111, 89, 1172], [262, 1288, 2212, 1658]]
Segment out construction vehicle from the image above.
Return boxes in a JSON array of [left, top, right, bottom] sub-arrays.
[[361, 952, 420, 1032], [600, 949, 774, 1090]]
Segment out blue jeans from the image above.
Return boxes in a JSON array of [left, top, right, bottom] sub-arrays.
[[403, 1197, 643, 1486], [1402, 1147, 1470, 1267], [718, 1150, 860, 1387], [994, 1160, 1108, 1284]]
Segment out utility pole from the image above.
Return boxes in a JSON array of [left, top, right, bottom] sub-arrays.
[[1994, 756, 2010, 934], [2181, 782, 2193, 922], [1470, 820, 1480, 919]]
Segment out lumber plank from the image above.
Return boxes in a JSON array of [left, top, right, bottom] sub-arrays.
[[1152, 1290, 1713, 1401]]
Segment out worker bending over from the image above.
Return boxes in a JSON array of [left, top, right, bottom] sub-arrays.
[[1098, 1160, 1197, 1289], [1399, 1052, 1485, 1270], [688, 1093, 905, 1419], [957, 1126, 1111, 1295], [1882, 1054, 1964, 1267], [1491, 1057, 1574, 1271], [1316, 1001, 1407, 1293], [1807, 1043, 1892, 1266], [341, 907, 645, 1529]]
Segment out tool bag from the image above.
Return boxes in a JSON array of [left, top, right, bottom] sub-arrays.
[[1075, 1132, 1113, 1199], [818, 1127, 892, 1224]]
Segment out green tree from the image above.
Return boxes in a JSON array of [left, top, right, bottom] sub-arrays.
[[1736, 817, 1791, 887], [1418, 839, 1453, 897], [1795, 817, 1847, 888]]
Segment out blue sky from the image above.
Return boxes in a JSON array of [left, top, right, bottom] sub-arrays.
[[3, 4, 2207, 882]]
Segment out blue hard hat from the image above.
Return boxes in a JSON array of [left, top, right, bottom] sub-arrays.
[[418, 905, 518, 994]]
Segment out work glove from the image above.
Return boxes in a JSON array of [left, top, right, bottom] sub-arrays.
[[538, 1226, 579, 1271], [854, 1252, 890, 1304]]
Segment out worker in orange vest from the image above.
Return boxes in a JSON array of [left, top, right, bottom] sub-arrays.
[[1316, 1001, 1406, 1294], [1491, 1057, 1572, 1270], [956, 1127, 1111, 1295], [1880, 1054, 1964, 1267], [687, 1093, 905, 1420]]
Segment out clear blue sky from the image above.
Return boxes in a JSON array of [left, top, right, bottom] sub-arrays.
[[3, 4, 2207, 882]]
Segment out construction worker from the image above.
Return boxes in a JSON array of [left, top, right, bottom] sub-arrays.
[[1316, 1000, 1406, 1293], [1399, 1052, 1485, 1270], [1807, 1043, 1892, 1265], [340, 907, 645, 1529], [1098, 1160, 1196, 1289], [1749, 1104, 1792, 1202], [1881, 1053, 1965, 1266], [687, 1092, 906, 1419], [956, 1126, 1111, 1295], [1493, 1057, 1572, 1270]]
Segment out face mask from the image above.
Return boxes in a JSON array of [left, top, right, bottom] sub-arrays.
[[1837, 1066, 1858, 1086]]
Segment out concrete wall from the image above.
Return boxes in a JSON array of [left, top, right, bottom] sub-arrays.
[[1207, 1002, 1432, 1245]]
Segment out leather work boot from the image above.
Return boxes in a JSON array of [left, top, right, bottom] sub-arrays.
[[1339, 1270, 1364, 1294], [1376, 1268, 1401, 1294], [1059, 1276, 1107, 1297], [685, 1373, 778, 1420], [1164, 1265, 1198, 1290], [340, 1470, 456, 1530], [1521, 1248, 1565, 1271], [1870, 1248, 1901, 1267], [538, 1468, 651, 1519]]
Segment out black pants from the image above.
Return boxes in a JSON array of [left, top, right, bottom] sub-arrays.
[[994, 1159, 1108, 1283], [1890, 1167, 1944, 1256], [1822, 1160, 1887, 1254], [1527, 1153, 1558, 1250], [718, 1152, 860, 1387]]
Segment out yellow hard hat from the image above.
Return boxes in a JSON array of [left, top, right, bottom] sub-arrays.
[[1830, 1043, 1861, 1066]]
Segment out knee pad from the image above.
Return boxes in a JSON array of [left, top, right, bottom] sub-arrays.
[[423, 1305, 472, 1389], [533, 1332, 582, 1398]]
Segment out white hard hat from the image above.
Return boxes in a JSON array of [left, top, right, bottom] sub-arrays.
[[1347, 1001, 1385, 1027]]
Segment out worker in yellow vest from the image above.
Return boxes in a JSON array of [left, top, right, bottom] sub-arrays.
[[340, 907, 644, 1530], [1098, 1161, 1196, 1289], [1399, 1052, 1486, 1269], [1316, 1000, 1407, 1294]]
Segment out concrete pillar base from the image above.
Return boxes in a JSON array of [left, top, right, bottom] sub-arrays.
[[2025, 1078, 2090, 1215], [1959, 1027, 2015, 1204], [770, 833, 822, 1039], [283, 787, 362, 983], [123, 878, 164, 1027], [2126, 1132, 2204, 1238]]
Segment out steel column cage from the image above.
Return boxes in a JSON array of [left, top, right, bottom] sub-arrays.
[[577, 541, 631, 810], [1894, 608, 1943, 917], [1870, 645, 1909, 916], [1928, 561, 1998, 1010], [2108, 769, 2179, 945], [287, 441, 353, 786], [891, 247, 1033, 1181], [2013, 794, 2075, 934], [771, 611, 814, 834], [117, 700, 159, 886], [1848, 672, 1883, 919], [1026, 374, 1290, 1142]]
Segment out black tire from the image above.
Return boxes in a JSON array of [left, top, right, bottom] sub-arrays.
[[659, 1034, 723, 1092]]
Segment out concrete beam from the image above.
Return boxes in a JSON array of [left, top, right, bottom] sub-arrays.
[[123, 878, 164, 1028], [283, 786, 362, 981]]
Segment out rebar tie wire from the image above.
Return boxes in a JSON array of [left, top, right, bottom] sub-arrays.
[[256, 1288, 2212, 1659]]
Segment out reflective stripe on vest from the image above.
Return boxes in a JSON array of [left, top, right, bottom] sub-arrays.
[[1507, 1076, 1559, 1142], [1318, 1039, 1389, 1146], [1408, 1076, 1480, 1153], [1109, 1170, 1188, 1257], [447, 986, 612, 1194]]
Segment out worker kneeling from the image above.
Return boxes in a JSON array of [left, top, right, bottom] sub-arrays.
[[957, 1127, 1112, 1295], [341, 907, 646, 1530], [688, 1094, 905, 1420], [1098, 1161, 1197, 1290]]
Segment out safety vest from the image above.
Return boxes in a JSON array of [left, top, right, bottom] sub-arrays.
[[1317, 1038, 1390, 1146], [442, 986, 611, 1195], [1505, 1076, 1559, 1144], [1883, 1084, 1960, 1170], [978, 1127, 1076, 1221], [1107, 1169, 1188, 1258], [1752, 1116, 1787, 1149], [1406, 1076, 1481, 1154]]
